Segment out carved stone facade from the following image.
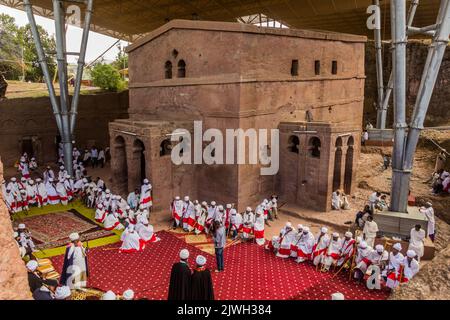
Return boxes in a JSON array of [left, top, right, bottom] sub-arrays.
[[110, 20, 366, 212], [0, 156, 32, 300]]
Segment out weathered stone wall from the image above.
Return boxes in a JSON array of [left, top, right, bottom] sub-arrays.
[[0, 91, 129, 166], [0, 157, 32, 300], [364, 41, 450, 127]]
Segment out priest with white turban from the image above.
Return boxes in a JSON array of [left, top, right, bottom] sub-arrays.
[[60, 233, 89, 289], [119, 225, 145, 253]]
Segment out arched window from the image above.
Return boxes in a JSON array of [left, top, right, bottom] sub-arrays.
[[347, 136, 355, 146], [160, 139, 172, 157], [177, 60, 186, 78], [165, 61, 172, 79], [308, 137, 321, 158], [288, 135, 300, 154]]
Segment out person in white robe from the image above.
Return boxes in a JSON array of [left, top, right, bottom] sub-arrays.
[[17, 224, 36, 251], [182, 196, 194, 231], [408, 225, 425, 261], [127, 189, 140, 210], [368, 191, 381, 213], [312, 227, 331, 266], [229, 208, 242, 240], [186, 199, 197, 232], [103, 211, 124, 231], [119, 225, 144, 253], [29, 157, 38, 171], [95, 204, 107, 223], [35, 178, 48, 208], [58, 166, 67, 181], [331, 191, 342, 210], [45, 178, 59, 205], [61, 233, 88, 289], [290, 224, 303, 258], [336, 232, 356, 267], [43, 166, 55, 184], [254, 209, 265, 246], [171, 196, 184, 228], [18, 177, 28, 191], [363, 215, 378, 248], [321, 232, 343, 271], [384, 243, 405, 288], [3, 187, 18, 213], [241, 207, 255, 241], [63, 175, 74, 201], [140, 179, 153, 209], [354, 244, 388, 282], [20, 189, 29, 211], [126, 206, 137, 225], [295, 227, 315, 263], [195, 202, 208, 235], [26, 179, 38, 206], [206, 201, 218, 233], [18, 157, 30, 179], [420, 202, 435, 242], [224, 204, 234, 230], [276, 222, 296, 258], [56, 178, 68, 205], [135, 211, 149, 234], [386, 249, 419, 289], [138, 222, 160, 244]]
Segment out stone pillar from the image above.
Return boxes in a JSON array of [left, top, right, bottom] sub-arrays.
[[0, 156, 32, 300]]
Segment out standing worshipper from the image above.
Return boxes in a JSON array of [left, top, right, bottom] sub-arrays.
[[408, 225, 425, 261], [97, 148, 106, 168], [229, 208, 242, 240], [420, 202, 436, 242], [82, 148, 91, 167], [205, 201, 218, 234], [241, 207, 255, 242], [182, 196, 194, 231], [253, 208, 266, 246], [140, 179, 153, 209], [60, 233, 89, 289], [191, 255, 214, 300], [195, 201, 208, 235], [363, 215, 378, 248], [171, 196, 184, 228], [90, 146, 98, 168], [213, 221, 226, 272], [168, 249, 192, 300]]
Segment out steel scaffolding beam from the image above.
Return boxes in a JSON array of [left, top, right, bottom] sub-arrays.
[[23, 0, 93, 176], [390, 0, 450, 212]]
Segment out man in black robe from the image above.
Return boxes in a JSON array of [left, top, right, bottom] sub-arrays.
[[168, 249, 192, 300], [191, 255, 214, 300]]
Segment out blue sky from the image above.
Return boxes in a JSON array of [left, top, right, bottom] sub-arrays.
[[0, 4, 128, 64]]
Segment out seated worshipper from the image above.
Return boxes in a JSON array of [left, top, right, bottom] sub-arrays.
[[420, 202, 436, 242], [20, 189, 29, 211], [331, 190, 343, 210], [353, 244, 388, 283], [140, 179, 153, 209], [168, 249, 192, 300], [266, 236, 281, 253], [35, 178, 48, 207], [26, 179, 38, 206], [171, 196, 184, 228], [54, 286, 72, 300], [33, 279, 58, 300], [276, 222, 296, 258], [336, 232, 356, 267], [123, 289, 134, 300], [290, 224, 304, 258], [229, 207, 242, 240], [241, 207, 255, 242], [408, 224, 425, 262], [127, 189, 140, 210], [3, 186, 18, 213], [399, 250, 420, 284], [134, 208, 150, 233], [191, 255, 214, 300], [17, 223, 37, 253], [206, 201, 218, 233], [125, 206, 137, 225], [368, 191, 381, 213], [254, 207, 266, 246], [138, 221, 160, 244], [61, 233, 89, 288], [29, 157, 38, 171], [43, 166, 55, 184], [384, 243, 405, 289], [56, 178, 68, 205], [101, 290, 117, 300], [27, 260, 52, 293], [182, 196, 195, 231], [103, 211, 125, 231], [363, 215, 378, 248], [295, 226, 316, 263], [376, 195, 389, 211], [321, 232, 343, 272], [354, 240, 371, 267], [58, 165, 67, 181], [14, 232, 30, 259], [195, 201, 208, 235], [312, 227, 331, 266], [95, 204, 107, 223], [119, 225, 145, 253]]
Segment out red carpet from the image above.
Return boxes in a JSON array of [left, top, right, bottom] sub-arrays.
[[52, 231, 389, 300]]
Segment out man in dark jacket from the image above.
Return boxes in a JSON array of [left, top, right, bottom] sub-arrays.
[[32, 279, 58, 300], [191, 255, 214, 300], [168, 249, 192, 300]]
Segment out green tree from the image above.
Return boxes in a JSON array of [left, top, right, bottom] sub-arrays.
[[91, 63, 125, 92], [18, 24, 57, 82], [112, 50, 128, 71], [0, 14, 22, 79]]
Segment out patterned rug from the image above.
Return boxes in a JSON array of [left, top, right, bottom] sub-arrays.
[[14, 210, 114, 250], [51, 231, 389, 300]]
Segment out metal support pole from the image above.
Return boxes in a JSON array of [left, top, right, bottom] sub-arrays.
[[70, 0, 93, 135], [374, 0, 386, 129], [381, 0, 419, 126], [53, 0, 73, 176], [22, 0, 63, 134], [401, 0, 450, 195], [390, 0, 408, 213]]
